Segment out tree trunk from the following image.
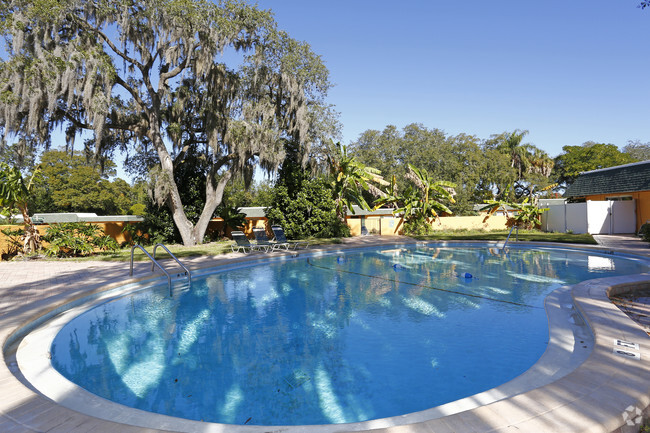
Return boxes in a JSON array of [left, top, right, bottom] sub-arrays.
[[335, 199, 347, 225], [192, 169, 232, 243], [164, 163, 197, 245], [150, 128, 198, 246], [149, 125, 230, 246], [19, 203, 41, 254]]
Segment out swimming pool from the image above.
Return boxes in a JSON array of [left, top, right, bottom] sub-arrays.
[[42, 244, 649, 427]]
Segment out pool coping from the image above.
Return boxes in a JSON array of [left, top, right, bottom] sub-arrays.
[[3, 238, 650, 432]]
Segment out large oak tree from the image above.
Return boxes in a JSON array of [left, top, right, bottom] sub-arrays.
[[0, 0, 333, 245]]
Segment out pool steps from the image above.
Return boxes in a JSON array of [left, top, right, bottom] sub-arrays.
[[130, 243, 192, 297]]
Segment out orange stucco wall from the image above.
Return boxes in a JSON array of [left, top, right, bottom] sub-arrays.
[[582, 190, 650, 231]]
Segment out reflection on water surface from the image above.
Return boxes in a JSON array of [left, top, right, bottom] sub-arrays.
[[51, 246, 648, 425]]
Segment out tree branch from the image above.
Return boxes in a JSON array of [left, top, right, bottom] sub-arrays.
[[159, 42, 196, 88], [143, 47, 160, 75], [71, 15, 145, 71], [214, 152, 238, 169], [105, 120, 143, 132], [113, 75, 147, 112], [58, 109, 91, 131]]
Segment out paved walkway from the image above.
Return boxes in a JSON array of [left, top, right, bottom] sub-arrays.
[[592, 234, 650, 257], [2, 236, 650, 433]]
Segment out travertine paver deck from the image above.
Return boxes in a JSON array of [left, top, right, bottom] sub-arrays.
[[2, 235, 650, 433]]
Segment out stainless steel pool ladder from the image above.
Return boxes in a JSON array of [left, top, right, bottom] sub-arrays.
[[129, 244, 191, 297], [501, 225, 519, 251], [152, 243, 192, 285]]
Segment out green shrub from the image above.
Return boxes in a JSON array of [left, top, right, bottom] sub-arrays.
[[213, 204, 246, 239], [42, 222, 119, 257], [402, 218, 435, 236], [122, 202, 180, 246], [266, 177, 350, 239], [640, 223, 650, 242]]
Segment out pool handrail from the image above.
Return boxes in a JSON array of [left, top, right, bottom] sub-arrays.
[[502, 225, 519, 250], [129, 244, 173, 297], [152, 243, 192, 285]]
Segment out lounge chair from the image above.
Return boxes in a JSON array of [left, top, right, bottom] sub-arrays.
[[271, 226, 310, 250], [252, 227, 290, 251], [231, 231, 269, 253]]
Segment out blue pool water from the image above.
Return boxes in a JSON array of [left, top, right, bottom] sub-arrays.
[[50, 245, 649, 426]]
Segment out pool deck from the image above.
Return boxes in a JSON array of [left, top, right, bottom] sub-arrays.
[[2, 235, 650, 433]]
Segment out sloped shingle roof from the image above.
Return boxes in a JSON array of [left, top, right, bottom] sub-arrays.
[[565, 160, 650, 197]]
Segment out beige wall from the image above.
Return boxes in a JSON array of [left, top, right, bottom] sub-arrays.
[[432, 215, 509, 231], [349, 215, 510, 236]]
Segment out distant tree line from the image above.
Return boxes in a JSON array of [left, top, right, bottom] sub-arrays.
[[348, 124, 645, 215]]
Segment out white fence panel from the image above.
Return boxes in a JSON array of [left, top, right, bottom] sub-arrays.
[[587, 201, 611, 234], [542, 200, 636, 234], [612, 200, 636, 234], [567, 202, 588, 234], [544, 204, 566, 233]]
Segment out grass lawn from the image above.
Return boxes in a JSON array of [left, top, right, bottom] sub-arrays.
[[93, 241, 236, 261], [83, 230, 597, 262], [87, 237, 345, 261]]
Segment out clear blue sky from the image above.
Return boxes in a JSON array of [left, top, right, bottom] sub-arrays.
[[256, 0, 650, 158]]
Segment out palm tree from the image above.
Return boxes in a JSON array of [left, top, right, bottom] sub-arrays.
[[498, 129, 533, 181], [497, 130, 554, 200], [328, 142, 388, 223], [527, 147, 554, 178], [0, 164, 42, 254]]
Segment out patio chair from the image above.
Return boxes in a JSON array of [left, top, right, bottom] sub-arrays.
[[252, 227, 290, 251], [231, 231, 269, 253], [271, 226, 310, 250]]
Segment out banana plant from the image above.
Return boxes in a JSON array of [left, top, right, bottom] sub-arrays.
[[374, 165, 456, 234], [479, 185, 517, 223], [0, 163, 42, 254], [405, 164, 456, 220], [328, 142, 388, 223], [480, 183, 553, 229]]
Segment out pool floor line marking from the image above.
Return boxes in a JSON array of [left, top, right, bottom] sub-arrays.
[[306, 258, 541, 309]]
